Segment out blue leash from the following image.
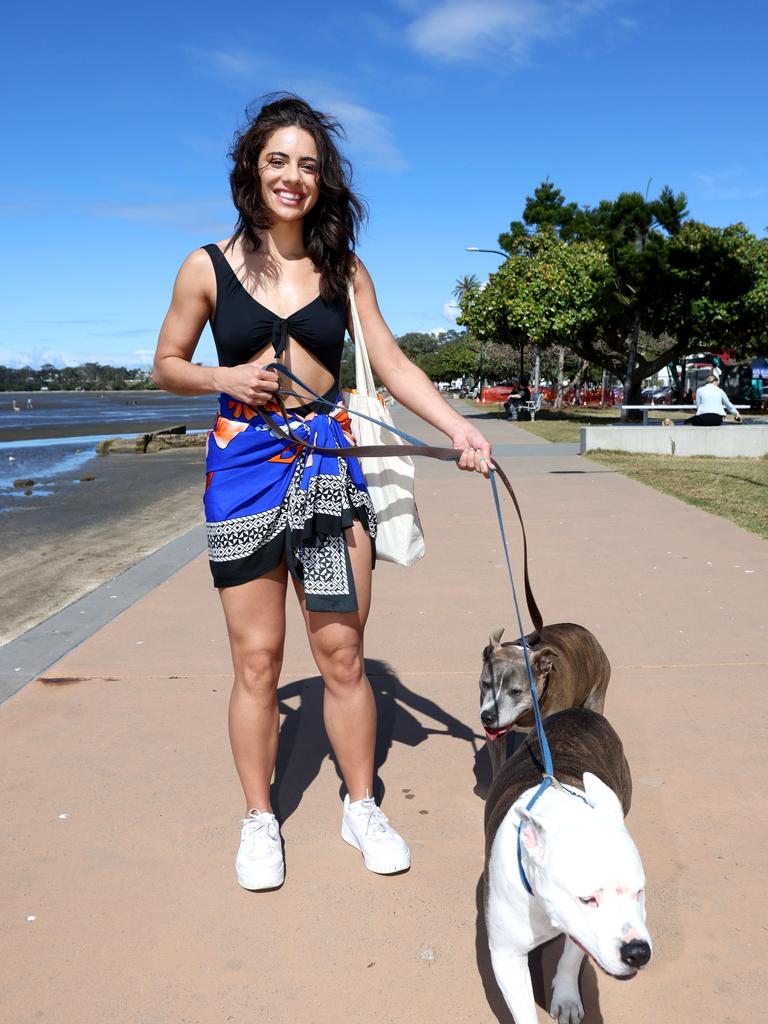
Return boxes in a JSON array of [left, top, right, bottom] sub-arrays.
[[258, 365, 555, 891], [488, 471, 556, 894]]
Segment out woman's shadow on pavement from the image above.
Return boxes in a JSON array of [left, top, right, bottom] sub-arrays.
[[270, 656, 481, 821]]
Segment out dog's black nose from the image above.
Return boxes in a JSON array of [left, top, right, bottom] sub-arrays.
[[481, 711, 497, 727], [620, 940, 651, 968]]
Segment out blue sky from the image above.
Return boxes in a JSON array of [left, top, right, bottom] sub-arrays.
[[2, 0, 766, 369]]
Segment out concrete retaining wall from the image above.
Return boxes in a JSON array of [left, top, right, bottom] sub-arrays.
[[580, 424, 768, 457]]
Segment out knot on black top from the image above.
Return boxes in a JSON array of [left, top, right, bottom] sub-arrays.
[[272, 318, 289, 357]]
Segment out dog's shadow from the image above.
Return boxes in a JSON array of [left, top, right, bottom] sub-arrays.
[[473, 734, 605, 1024], [270, 656, 479, 821]]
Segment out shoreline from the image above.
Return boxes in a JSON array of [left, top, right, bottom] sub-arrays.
[[0, 448, 207, 646], [0, 417, 213, 444], [1, 390, 218, 444], [2, 387, 162, 393]]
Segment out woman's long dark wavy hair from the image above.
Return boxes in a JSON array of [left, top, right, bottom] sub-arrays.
[[226, 92, 368, 301]]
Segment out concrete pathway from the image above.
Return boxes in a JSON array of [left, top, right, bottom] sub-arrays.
[[2, 402, 766, 1023]]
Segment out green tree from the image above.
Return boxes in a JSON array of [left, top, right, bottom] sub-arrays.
[[452, 274, 480, 304], [458, 229, 610, 403], [493, 181, 768, 409], [420, 338, 482, 381]]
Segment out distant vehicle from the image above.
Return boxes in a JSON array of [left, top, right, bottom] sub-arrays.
[[643, 386, 676, 404]]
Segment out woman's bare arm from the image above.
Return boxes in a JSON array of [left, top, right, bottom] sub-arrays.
[[151, 249, 278, 404], [349, 258, 492, 474]]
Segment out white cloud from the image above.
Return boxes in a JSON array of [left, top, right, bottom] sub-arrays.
[[184, 48, 407, 172], [184, 46, 256, 82], [0, 201, 36, 218], [86, 199, 233, 234], [132, 348, 156, 366], [0, 347, 82, 369], [23, 319, 110, 326], [696, 167, 768, 201], [312, 91, 408, 172], [443, 300, 460, 321], [403, 0, 608, 64]]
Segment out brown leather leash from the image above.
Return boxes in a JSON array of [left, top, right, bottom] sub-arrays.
[[259, 388, 543, 639]]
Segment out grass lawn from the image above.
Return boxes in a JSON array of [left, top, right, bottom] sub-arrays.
[[585, 451, 768, 539], [510, 407, 710, 443], [503, 405, 768, 538], [512, 407, 621, 443]]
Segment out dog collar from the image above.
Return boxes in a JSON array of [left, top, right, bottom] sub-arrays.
[[516, 776, 553, 895], [516, 777, 589, 895]]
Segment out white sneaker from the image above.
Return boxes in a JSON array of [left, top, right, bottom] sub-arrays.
[[341, 794, 411, 874], [235, 810, 284, 890]]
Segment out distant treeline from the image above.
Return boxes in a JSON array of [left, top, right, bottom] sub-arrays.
[[4, 331, 475, 393], [0, 363, 157, 392]]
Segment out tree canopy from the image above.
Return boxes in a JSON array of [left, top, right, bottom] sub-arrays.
[[466, 180, 768, 404]]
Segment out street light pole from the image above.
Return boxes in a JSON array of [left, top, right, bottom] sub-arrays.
[[466, 247, 509, 258], [465, 246, 525, 388]]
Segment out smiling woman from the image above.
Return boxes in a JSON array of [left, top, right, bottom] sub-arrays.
[[151, 91, 492, 893]]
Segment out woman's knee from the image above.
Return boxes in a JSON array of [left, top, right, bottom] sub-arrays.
[[321, 643, 365, 694], [232, 646, 282, 701]]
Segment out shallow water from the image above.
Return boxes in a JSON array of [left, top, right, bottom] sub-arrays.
[[0, 390, 216, 437], [0, 430, 207, 514], [0, 438, 100, 512]]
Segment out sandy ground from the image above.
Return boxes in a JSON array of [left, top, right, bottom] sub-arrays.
[[1, 404, 767, 1023], [0, 449, 205, 645]]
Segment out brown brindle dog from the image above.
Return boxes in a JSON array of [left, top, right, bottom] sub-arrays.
[[479, 622, 611, 779]]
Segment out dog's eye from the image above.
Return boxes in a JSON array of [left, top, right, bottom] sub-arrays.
[[578, 896, 598, 907]]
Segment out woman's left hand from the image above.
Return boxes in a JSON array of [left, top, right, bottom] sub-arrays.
[[450, 424, 493, 477]]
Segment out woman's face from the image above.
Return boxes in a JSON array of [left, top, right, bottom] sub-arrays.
[[258, 125, 320, 223]]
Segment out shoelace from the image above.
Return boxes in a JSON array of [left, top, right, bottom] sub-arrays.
[[241, 815, 279, 848], [357, 799, 392, 838]]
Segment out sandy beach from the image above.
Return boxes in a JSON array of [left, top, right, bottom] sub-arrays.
[[0, 445, 206, 646]]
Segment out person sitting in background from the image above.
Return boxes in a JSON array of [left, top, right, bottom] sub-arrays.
[[663, 374, 742, 426], [503, 378, 531, 420]]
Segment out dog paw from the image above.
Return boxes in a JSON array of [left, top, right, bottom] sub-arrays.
[[550, 993, 584, 1024]]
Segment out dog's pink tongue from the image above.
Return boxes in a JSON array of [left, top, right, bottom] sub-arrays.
[[484, 724, 514, 742]]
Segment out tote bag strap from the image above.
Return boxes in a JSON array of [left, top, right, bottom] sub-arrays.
[[347, 280, 377, 399]]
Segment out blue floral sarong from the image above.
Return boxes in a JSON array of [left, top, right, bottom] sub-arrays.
[[204, 390, 377, 613]]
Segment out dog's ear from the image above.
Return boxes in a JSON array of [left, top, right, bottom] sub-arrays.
[[583, 772, 624, 827], [488, 626, 505, 649], [532, 646, 557, 677], [516, 807, 547, 862]]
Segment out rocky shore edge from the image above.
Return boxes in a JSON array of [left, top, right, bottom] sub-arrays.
[[96, 424, 207, 454]]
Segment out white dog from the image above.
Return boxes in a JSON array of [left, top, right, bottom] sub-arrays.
[[484, 708, 651, 1024]]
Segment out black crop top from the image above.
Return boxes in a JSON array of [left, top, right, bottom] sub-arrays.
[[202, 244, 348, 382]]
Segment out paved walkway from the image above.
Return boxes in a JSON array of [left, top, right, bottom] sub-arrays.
[[2, 403, 766, 1023]]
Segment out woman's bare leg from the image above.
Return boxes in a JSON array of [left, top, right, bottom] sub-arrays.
[[219, 562, 288, 813], [292, 519, 376, 801]]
